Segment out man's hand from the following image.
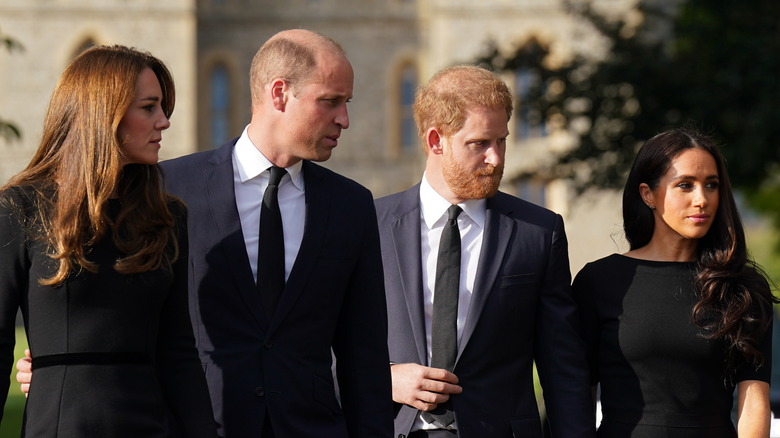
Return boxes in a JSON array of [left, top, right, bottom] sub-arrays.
[[390, 363, 462, 411], [16, 349, 32, 397]]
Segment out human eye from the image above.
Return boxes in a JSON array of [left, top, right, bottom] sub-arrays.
[[706, 180, 720, 190], [676, 181, 693, 190]]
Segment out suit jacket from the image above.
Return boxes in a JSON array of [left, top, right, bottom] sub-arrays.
[[376, 185, 595, 438], [160, 139, 393, 438]]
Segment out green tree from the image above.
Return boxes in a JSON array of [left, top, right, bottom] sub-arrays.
[[0, 27, 23, 141], [479, 0, 780, 239]]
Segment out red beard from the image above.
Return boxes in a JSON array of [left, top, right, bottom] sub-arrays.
[[442, 154, 503, 200]]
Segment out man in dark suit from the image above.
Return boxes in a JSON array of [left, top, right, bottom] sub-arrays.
[[11, 29, 393, 437], [376, 66, 595, 438], [160, 29, 392, 438]]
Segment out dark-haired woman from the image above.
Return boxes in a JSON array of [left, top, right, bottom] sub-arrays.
[[0, 45, 216, 436], [574, 129, 775, 437]]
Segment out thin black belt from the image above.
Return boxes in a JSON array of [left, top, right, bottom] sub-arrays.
[[32, 352, 151, 370]]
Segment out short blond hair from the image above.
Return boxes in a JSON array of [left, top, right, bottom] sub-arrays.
[[249, 30, 345, 105], [413, 65, 513, 152]]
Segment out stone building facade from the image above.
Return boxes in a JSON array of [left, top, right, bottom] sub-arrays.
[[0, 0, 649, 271]]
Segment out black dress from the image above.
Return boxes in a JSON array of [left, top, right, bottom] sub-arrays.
[[573, 254, 771, 438], [0, 186, 216, 437]]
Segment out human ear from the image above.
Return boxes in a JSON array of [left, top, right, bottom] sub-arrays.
[[426, 128, 444, 155], [639, 183, 656, 210], [270, 78, 288, 110]]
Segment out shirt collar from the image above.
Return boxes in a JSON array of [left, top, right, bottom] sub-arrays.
[[233, 125, 304, 190], [420, 172, 486, 229]]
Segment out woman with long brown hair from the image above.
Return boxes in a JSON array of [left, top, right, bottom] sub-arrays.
[[574, 129, 776, 437], [0, 45, 215, 437]]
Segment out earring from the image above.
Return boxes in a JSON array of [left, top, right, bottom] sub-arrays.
[[647, 204, 655, 210]]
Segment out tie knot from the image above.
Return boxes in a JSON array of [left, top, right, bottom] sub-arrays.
[[268, 166, 286, 187], [446, 204, 462, 222]]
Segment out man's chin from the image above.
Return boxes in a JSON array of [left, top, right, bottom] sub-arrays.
[[451, 181, 501, 200], [308, 149, 334, 162]]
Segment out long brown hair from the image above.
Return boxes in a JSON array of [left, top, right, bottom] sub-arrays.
[[3, 45, 179, 285], [623, 128, 777, 372]]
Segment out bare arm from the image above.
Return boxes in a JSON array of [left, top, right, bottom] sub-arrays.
[[391, 363, 461, 411], [736, 379, 770, 438]]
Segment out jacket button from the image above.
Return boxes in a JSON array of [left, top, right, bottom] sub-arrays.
[[255, 387, 265, 397], [264, 341, 273, 349]]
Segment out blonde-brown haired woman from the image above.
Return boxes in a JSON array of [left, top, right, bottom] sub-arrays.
[[0, 45, 216, 437]]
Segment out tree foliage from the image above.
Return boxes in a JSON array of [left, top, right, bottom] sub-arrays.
[[478, 0, 780, 242]]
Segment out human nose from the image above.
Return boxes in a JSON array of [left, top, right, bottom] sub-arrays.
[[484, 143, 504, 167], [157, 114, 171, 131], [335, 104, 349, 130], [692, 186, 708, 208]]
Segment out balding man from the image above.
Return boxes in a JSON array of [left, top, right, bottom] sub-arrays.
[[161, 30, 392, 438]]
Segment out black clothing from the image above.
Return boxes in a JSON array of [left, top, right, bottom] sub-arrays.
[[573, 254, 771, 438], [0, 187, 216, 437]]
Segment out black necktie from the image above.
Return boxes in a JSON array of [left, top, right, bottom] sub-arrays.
[[422, 204, 462, 428], [257, 166, 286, 320]]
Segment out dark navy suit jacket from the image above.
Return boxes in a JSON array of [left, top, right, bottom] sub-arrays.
[[160, 139, 393, 438], [375, 185, 595, 438]]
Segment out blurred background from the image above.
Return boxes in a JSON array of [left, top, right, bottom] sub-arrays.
[[1, 0, 778, 435]]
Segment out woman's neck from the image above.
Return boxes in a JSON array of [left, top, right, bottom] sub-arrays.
[[625, 237, 698, 262]]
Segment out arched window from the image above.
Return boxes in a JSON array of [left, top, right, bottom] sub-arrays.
[[399, 64, 417, 151], [516, 177, 547, 207], [515, 67, 546, 140], [210, 65, 230, 149]]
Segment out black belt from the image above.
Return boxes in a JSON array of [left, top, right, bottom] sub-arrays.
[[32, 352, 151, 370], [408, 430, 457, 438]]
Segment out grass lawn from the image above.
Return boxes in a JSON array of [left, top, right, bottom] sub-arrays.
[[1, 327, 27, 438]]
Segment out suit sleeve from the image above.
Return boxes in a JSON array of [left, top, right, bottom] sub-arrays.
[[0, 192, 26, 424], [331, 195, 394, 438], [533, 214, 596, 437], [155, 202, 217, 437]]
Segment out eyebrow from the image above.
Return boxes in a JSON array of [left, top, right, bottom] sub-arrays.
[[670, 174, 719, 181], [138, 96, 161, 102], [466, 132, 510, 142]]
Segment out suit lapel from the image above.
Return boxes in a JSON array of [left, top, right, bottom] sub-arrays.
[[204, 143, 268, 329], [457, 196, 514, 363], [391, 186, 429, 364], [266, 161, 329, 335]]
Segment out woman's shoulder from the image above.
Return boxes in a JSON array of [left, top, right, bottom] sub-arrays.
[[578, 253, 627, 275], [573, 253, 666, 294], [0, 183, 48, 214], [0, 184, 50, 244], [572, 254, 627, 294]]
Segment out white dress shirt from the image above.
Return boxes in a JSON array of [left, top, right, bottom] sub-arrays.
[[232, 126, 305, 283], [416, 173, 486, 430]]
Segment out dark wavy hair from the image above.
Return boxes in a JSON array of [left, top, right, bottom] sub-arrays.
[[623, 128, 776, 373]]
